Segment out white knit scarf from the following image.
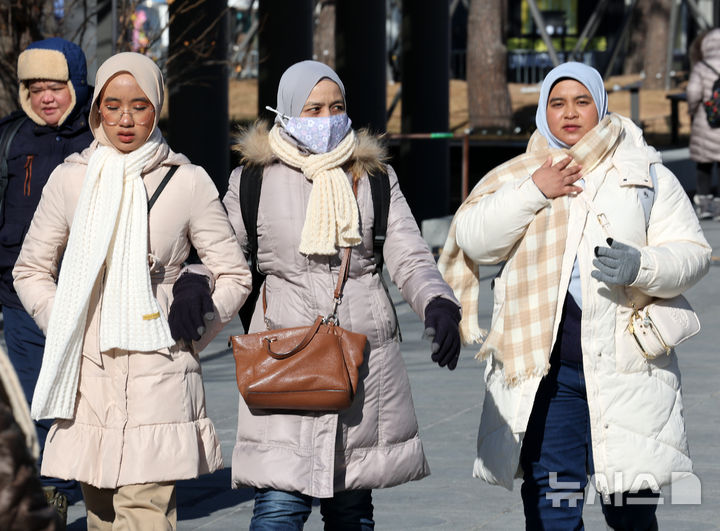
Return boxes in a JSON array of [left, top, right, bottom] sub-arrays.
[[268, 124, 359, 255], [31, 130, 175, 420]]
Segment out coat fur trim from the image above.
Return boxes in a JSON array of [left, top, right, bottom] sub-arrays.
[[17, 49, 69, 81], [233, 121, 388, 178]]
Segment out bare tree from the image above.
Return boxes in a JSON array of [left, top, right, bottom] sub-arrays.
[[0, 0, 157, 115], [0, 0, 59, 113], [624, 0, 672, 89], [313, 0, 335, 68], [466, 0, 512, 130]]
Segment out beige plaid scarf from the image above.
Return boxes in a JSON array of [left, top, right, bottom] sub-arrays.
[[438, 114, 623, 385]]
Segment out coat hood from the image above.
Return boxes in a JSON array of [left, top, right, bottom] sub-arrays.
[[233, 121, 388, 178], [701, 29, 720, 63], [17, 38, 90, 126]]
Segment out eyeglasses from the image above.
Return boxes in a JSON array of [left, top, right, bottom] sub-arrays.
[[99, 104, 155, 126]]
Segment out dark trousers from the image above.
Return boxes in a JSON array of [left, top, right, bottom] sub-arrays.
[[696, 161, 715, 195], [519, 358, 659, 531], [2, 306, 79, 501], [250, 488, 374, 530]]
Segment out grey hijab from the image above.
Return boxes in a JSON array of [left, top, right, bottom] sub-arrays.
[[275, 60, 346, 122]]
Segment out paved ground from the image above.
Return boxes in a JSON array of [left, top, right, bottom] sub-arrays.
[[60, 223, 720, 530], [22, 147, 717, 529]]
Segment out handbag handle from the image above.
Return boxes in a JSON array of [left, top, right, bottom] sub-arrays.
[[264, 315, 326, 358]]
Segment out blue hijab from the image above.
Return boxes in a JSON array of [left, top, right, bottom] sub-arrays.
[[535, 62, 608, 148]]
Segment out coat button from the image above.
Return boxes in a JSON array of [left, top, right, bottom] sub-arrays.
[[604, 423, 609, 429], [55, 136, 61, 141]]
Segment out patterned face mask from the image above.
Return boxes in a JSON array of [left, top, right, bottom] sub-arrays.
[[267, 106, 352, 154]]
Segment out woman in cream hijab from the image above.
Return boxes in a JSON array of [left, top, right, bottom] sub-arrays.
[[13, 52, 251, 529]]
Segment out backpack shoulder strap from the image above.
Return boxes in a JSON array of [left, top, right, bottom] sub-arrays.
[[238, 164, 265, 332], [367, 167, 390, 273], [702, 60, 720, 78], [239, 164, 264, 267], [147, 164, 179, 212], [0, 116, 27, 192], [641, 164, 658, 229]]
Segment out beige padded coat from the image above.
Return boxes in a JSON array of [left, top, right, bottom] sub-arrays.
[[226, 125, 459, 498], [13, 140, 252, 488]]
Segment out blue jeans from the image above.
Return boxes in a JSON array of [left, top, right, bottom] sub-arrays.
[[3, 306, 80, 501], [519, 358, 659, 531], [249, 488, 374, 531]]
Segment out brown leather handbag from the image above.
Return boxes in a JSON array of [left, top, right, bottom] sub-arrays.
[[229, 248, 367, 411]]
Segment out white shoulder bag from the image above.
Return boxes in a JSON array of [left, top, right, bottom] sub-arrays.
[[581, 173, 700, 360]]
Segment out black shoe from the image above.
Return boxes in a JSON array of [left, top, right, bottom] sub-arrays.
[[43, 486, 68, 527]]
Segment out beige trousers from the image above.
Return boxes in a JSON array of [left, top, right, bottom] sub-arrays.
[[81, 482, 177, 531]]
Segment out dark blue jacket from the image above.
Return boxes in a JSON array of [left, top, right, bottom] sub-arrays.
[[0, 99, 93, 309]]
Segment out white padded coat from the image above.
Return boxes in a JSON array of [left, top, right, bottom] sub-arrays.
[[455, 115, 711, 495]]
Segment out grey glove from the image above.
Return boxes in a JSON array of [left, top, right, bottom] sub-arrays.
[[591, 238, 641, 286]]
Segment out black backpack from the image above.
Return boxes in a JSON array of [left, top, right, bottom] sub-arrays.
[[238, 164, 391, 332], [701, 60, 720, 128]]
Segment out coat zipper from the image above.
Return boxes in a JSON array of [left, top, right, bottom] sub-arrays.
[[24, 155, 34, 196]]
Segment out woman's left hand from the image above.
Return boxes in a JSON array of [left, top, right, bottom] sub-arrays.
[[168, 272, 215, 342], [423, 298, 461, 370], [591, 238, 641, 286]]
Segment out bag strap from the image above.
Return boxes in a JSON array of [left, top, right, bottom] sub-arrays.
[[368, 168, 390, 273], [0, 116, 27, 216], [239, 164, 264, 272], [237, 164, 265, 331], [260, 182, 356, 322], [702, 60, 720, 78], [147, 165, 179, 212]]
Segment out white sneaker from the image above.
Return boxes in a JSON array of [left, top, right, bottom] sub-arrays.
[[694, 194, 714, 220], [713, 197, 720, 221]]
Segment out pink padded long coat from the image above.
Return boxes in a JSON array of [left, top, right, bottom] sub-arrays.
[[687, 29, 720, 163], [13, 141, 252, 488], [225, 125, 460, 498]]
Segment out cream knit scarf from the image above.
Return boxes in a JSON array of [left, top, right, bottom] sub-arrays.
[[438, 114, 623, 385], [31, 130, 174, 420], [268, 124, 359, 255]]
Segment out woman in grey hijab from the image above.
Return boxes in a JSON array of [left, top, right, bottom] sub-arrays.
[[225, 60, 461, 529]]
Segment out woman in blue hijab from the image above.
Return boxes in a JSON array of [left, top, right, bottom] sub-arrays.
[[445, 62, 710, 530]]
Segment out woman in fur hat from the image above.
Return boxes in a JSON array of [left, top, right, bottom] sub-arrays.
[[225, 60, 461, 529], [0, 36, 94, 517], [13, 52, 251, 529]]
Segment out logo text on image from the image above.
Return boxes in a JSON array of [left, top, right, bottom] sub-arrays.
[[545, 471, 701, 507]]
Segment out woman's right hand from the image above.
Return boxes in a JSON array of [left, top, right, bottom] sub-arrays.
[[532, 155, 583, 198]]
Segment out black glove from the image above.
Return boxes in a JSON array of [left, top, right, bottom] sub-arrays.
[[423, 297, 461, 370], [168, 273, 214, 342]]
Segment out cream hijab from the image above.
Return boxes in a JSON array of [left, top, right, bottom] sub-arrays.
[[89, 52, 163, 147]]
